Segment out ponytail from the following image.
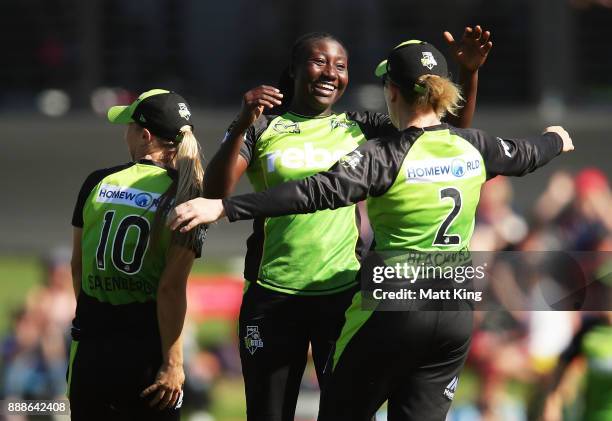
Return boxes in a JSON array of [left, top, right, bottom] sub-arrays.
[[173, 125, 204, 207], [401, 75, 464, 119], [151, 125, 204, 250]]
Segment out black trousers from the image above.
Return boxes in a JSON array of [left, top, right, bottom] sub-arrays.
[[318, 293, 473, 421], [238, 281, 357, 421], [68, 334, 181, 421]]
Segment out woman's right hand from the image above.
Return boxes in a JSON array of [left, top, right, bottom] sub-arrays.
[[235, 85, 283, 131], [168, 198, 226, 232]]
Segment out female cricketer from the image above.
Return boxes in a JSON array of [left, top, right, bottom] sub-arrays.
[[68, 89, 205, 420], [169, 40, 574, 420], [202, 27, 492, 421]]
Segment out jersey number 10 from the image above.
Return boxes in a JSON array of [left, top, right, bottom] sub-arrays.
[[95, 211, 151, 274]]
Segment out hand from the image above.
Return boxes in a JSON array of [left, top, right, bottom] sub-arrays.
[[167, 198, 225, 232], [444, 25, 493, 73], [141, 362, 185, 411], [235, 85, 283, 131], [544, 126, 574, 152]]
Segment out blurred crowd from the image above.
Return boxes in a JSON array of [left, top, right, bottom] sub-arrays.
[[0, 167, 610, 421], [1, 248, 74, 403], [458, 167, 612, 421]]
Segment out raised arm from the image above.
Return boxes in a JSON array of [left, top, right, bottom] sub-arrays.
[[443, 25, 493, 128], [203, 86, 283, 198]]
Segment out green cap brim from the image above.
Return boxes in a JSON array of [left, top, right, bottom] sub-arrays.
[[107, 105, 135, 124], [375, 60, 388, 78], [107, 89, 171, 124], [374, 39, 423, 78]]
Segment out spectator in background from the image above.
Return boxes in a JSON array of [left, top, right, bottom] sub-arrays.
[[27, 248, 76, 334], [2, 248, 76, 401], [471, 176, 529, 251], [2, 308, 49, 400]]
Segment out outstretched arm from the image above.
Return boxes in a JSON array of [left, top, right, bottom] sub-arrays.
[[169, 141, 403, 231], [468, 126, 574, 179], [443, 25, 493, 128]]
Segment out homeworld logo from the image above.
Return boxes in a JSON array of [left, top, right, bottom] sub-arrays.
[[444, 376, 459, 400], [96, 184, 161, 212], [405, 155, 481, 183], [273, 119, 300, 134], [244, 326, 264, 355]]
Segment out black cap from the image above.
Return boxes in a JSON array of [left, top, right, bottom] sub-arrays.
[[375, 40, 448, 92], [107, 89, 193, 142]]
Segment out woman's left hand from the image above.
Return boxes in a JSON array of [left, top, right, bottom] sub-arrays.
[[444, 25, 493, 73], [168, 198, 225, 232]]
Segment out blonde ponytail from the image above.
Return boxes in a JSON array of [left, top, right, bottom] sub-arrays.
[[173, 125, 204, 206], [410, 75, 464, 119], [150, 125, 204, 250]]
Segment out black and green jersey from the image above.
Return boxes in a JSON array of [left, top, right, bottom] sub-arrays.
[[223, 124, 563, 253], [71, 160, 204, 338], [560, 318, 612, 421], [233, 111, 393, 295]]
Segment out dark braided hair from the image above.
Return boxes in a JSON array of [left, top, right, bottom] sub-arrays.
[[274, 32, 348, 114]]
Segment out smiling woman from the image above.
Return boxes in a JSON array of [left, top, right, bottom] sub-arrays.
[[283, 33, 349, 115], [200, 29, 493, 421]]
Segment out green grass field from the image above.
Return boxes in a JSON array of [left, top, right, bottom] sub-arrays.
[[0, 256, 44, 334]]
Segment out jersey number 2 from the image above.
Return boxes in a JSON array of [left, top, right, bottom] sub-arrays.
[[96, 211, 150, 274], [433, 187, 462, 246]]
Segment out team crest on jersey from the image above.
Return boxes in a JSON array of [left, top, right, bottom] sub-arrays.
[[443, 376, 459, 400], [244, 326, 264, 355], [273, 119, 300, 134], [330, 118, 356, 130], [339, 150, 364, 170], [178, 103, 191, 120], [421, 52, 438, 70]]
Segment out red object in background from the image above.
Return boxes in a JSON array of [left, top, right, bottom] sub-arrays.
[[187, 276, 244, 320], [575, 167, 609, 198]]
